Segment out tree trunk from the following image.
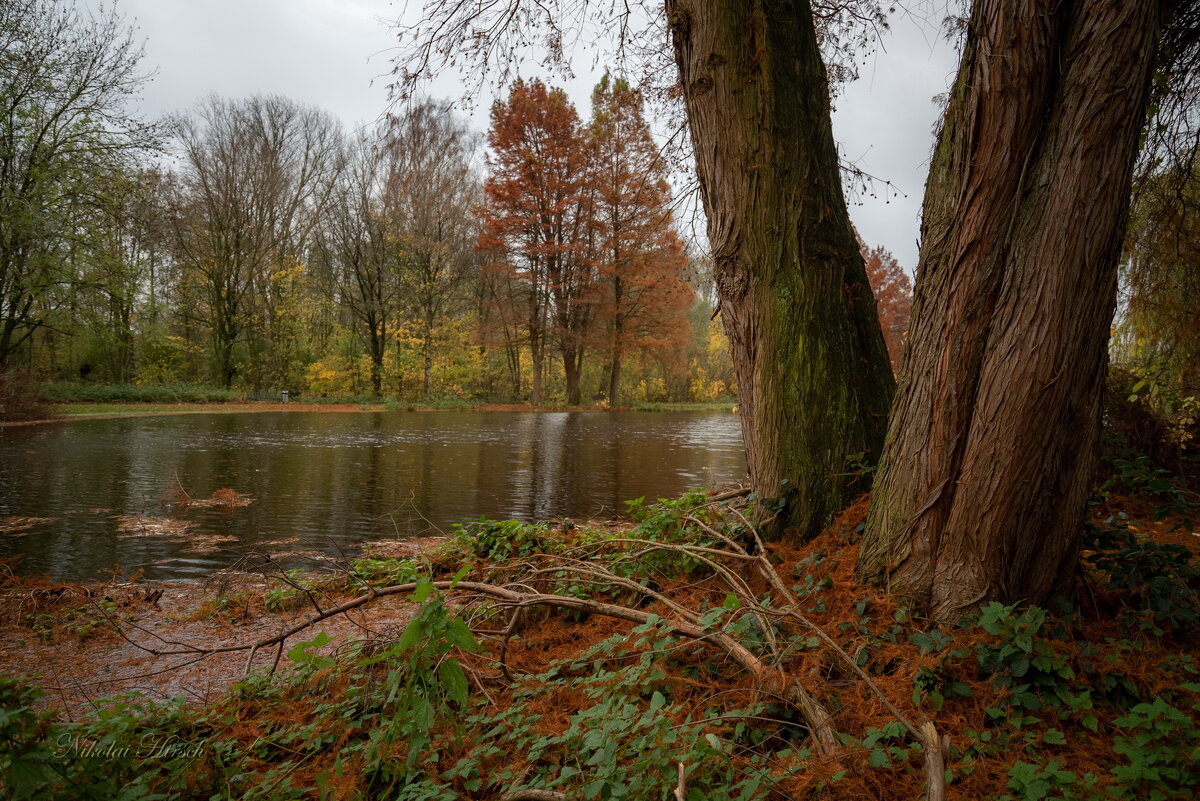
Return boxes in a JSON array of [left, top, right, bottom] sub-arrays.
[[370, 334, 383, 397], [609, 280, 624, 405], [530, 334, 543, 406], [609, 332, 623, 407], [858, 0, 1163, 621], [367, 312, 384, 397], [506, 336, 521, 400], [667, 0, 895, 541], [563, 341, 583, 406], [423, 316, 433, 398]]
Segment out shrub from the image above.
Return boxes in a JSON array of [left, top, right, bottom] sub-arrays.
[[1083, 521, 1200, 634], [40, 382, 240, 404]]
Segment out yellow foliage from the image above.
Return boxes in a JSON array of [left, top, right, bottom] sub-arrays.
[[689, 366, 726, 402], [304, 355, 367, 396]]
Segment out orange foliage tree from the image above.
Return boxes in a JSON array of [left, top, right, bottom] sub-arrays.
[[862, 245, 912, 371], [479, 77, 693, 405], [589, 75, 693, 405], [478, 79, 592, 405]]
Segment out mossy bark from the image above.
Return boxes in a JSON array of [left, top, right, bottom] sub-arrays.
[[858, 0, 1164, 620], [667, 0, 895, 541]]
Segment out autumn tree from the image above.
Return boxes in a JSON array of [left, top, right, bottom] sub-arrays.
[[0, 0, 158, 365], [1116, 169, 1200, 397], [862, 245, 912, 371], [589, 75, 694, 405], [479, 80, 592, 406], [858, 0, 1188, 620]]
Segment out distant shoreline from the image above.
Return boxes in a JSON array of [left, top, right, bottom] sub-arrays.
[[2, 400, 738, 426]]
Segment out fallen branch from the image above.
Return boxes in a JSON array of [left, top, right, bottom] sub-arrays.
[[116, 578, 838, 755], [500, 790, 568, 801]]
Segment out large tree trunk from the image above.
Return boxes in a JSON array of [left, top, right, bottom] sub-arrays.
[[667, 0, 895, 541], [858, 0, 1163, 620]]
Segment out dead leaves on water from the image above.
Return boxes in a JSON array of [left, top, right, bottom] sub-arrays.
[[117, 487, 251, 554], [0, 516, 57, 535], [161, 486, 253, 510]]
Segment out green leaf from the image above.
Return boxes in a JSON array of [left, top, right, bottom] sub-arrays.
[[1044, 729, 1067, 745], [444, 618, 480, 652], [411, 579, 434, 603], [438, 659, 470, 706], [7, 754, 50, 799], [287, 631, 332, 663], [396, 618, 425, 654]]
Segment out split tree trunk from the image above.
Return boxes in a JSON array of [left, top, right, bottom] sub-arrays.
[[667, 0, 895, 541], [858, 0, 1164, 620]]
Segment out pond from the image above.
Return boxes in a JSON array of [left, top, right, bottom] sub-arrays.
[[0, 411, 745, 581]]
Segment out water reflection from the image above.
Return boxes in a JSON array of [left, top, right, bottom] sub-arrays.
[[0, 411, 745, 580]]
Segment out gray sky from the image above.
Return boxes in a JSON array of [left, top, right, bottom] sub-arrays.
[[107, 0, 958, 271]]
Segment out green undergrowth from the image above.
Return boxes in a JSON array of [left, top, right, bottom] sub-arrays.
[[42, 382, 242, 404], [3, 493, 1199, 800]]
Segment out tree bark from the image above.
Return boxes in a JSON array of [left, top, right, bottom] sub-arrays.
[[609, 327, 623, 406], [423, 311, 434, 398], [858, 0, 1164, 620], [563, 344, 583, 406], [667, 0, 895, 541], [609, 276, 624, 405], [530, 333, 544, 406]]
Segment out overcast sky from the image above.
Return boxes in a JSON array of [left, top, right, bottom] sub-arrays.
[[103, 0, 958, 271]]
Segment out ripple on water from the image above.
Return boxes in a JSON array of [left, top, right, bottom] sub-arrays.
[[0, 410, 745, 580]]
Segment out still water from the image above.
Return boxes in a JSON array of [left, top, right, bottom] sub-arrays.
[[0, 411, 745, 580]]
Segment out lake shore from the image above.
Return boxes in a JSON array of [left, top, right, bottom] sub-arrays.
[[0, 537, 440, 719], [2, 400, 738, 427], [2, 492, 1195, 800]]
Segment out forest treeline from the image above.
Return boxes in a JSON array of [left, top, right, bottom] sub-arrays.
[[0, 2, 917, 406]]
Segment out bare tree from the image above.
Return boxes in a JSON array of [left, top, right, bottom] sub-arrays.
[[314, 128, 395, 396], [73, 167, 170, 382], [381, 102, 481, 399], [170, 95, 341, 388]]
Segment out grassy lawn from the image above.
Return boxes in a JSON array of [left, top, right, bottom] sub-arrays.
[[56, 401, 387, 418]]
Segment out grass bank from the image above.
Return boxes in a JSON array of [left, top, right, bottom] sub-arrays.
[[633, 401, 737, 412], [28, 397, 739, 423]]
